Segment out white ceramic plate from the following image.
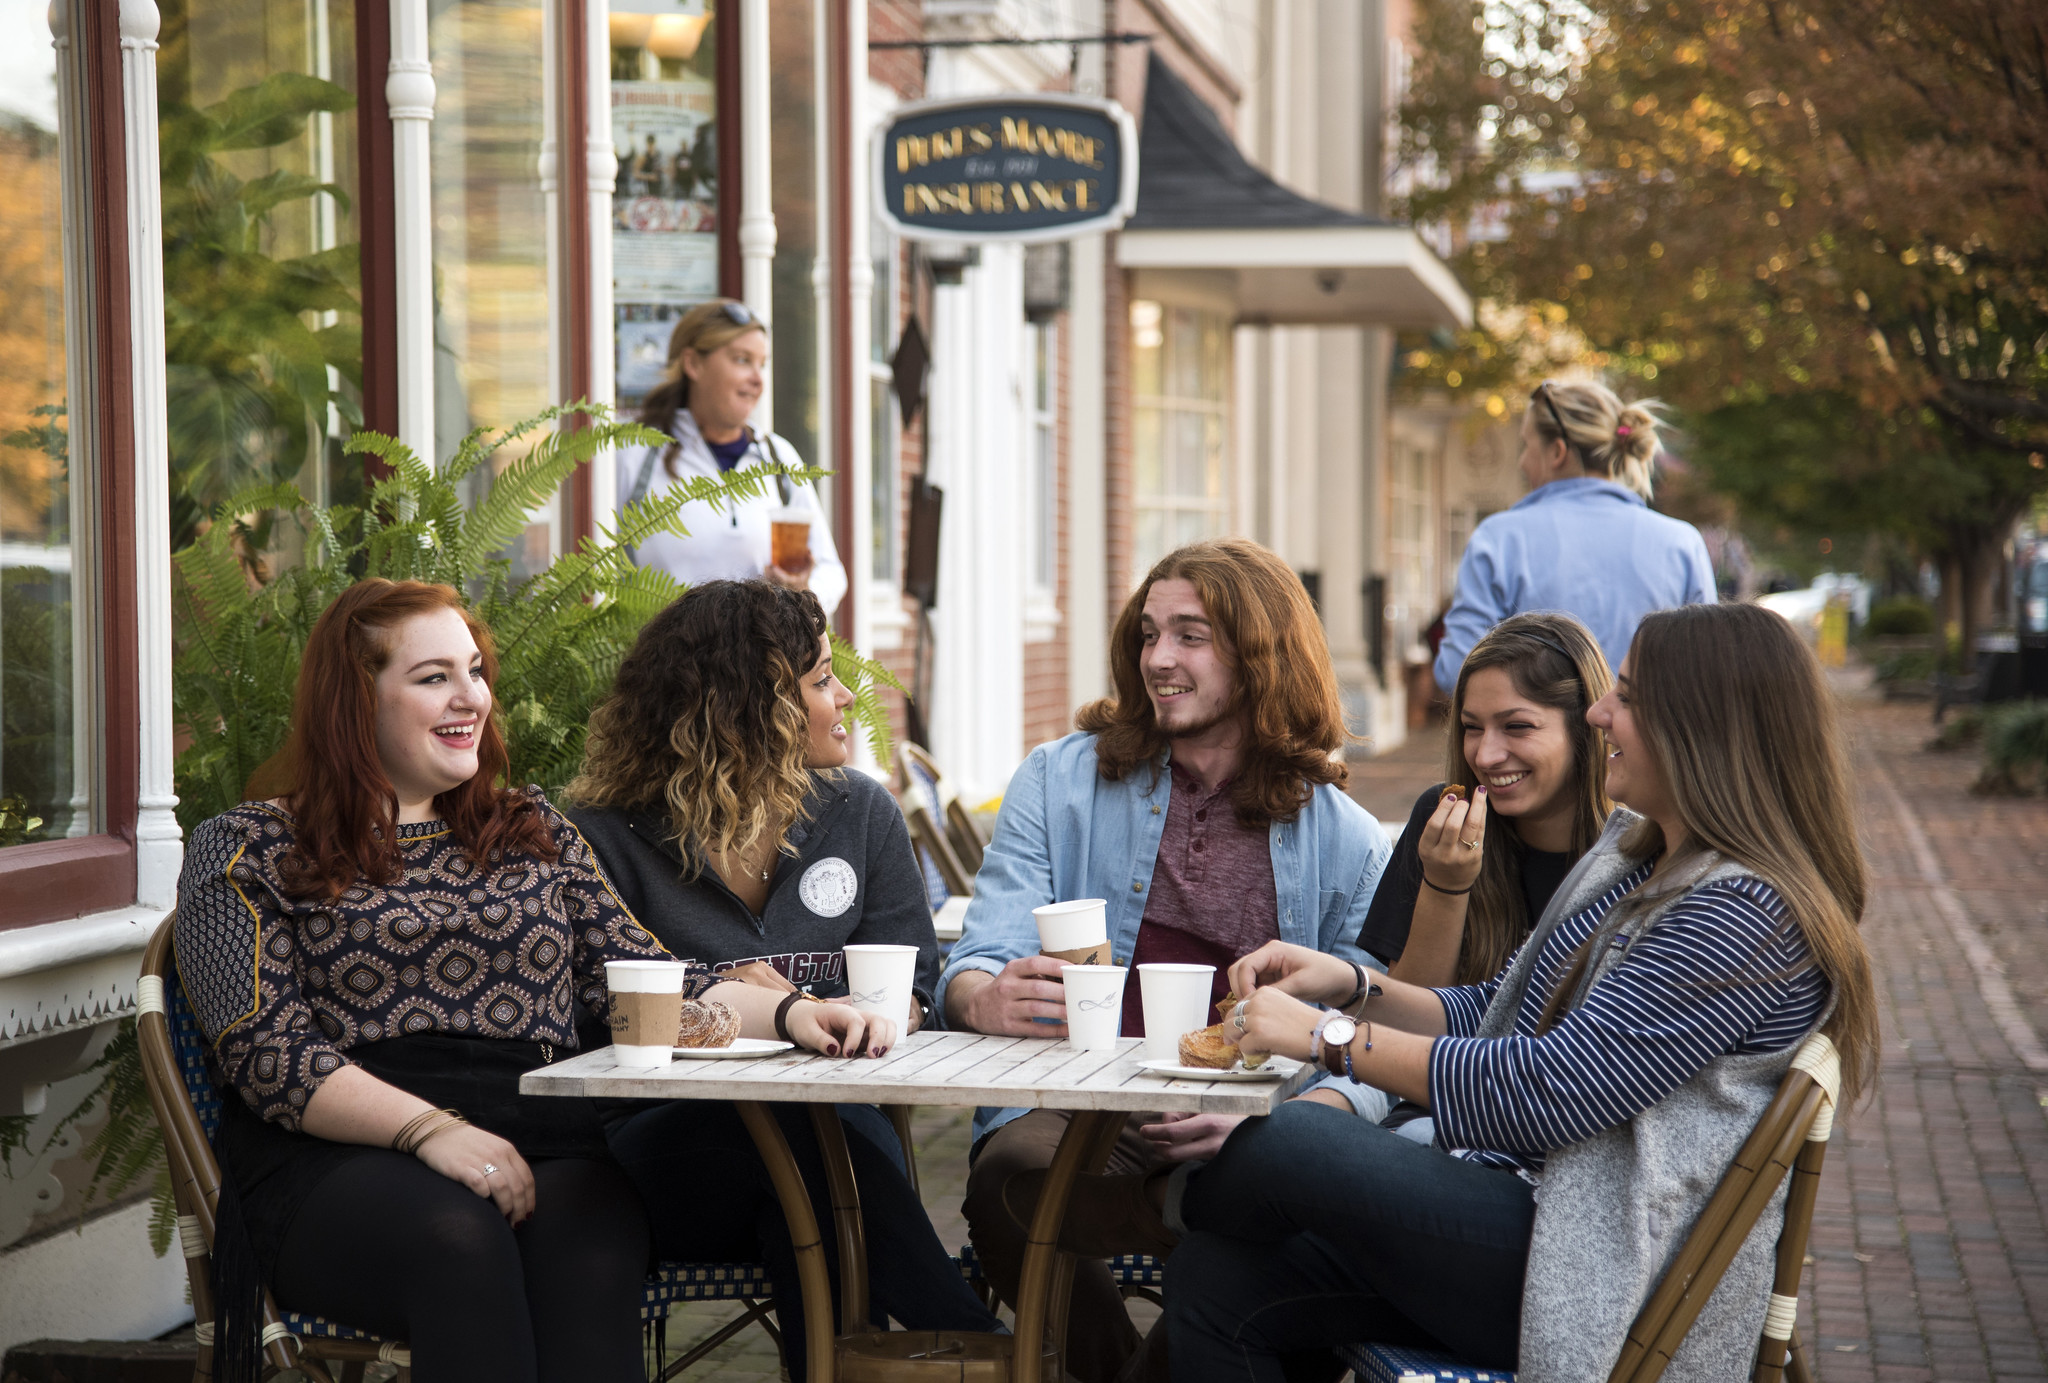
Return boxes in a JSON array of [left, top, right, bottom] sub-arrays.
[[671, 1038, 796, 1060], [1137, 1058, 1298, 1082]]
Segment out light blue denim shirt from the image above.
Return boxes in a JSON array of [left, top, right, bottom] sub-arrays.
[[938, 731, 1395, 1143], [1433, 477, 1716, 694]]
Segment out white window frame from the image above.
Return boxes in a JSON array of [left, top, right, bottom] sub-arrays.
[[1023, 316, 1060, 641]]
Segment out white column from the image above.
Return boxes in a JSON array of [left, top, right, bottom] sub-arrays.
[[738, 0, 775, 430], [50, 0, 97, 839], [387, 0, 437, 459], [845, 0, 872, 663], [583, 0, 618, 519], [120, 0, 181, 904], [807, 0, 831, 490]]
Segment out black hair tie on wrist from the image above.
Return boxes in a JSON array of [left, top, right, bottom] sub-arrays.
[[1422, 874, 1476, 896], [774, 990, 806, 1044]]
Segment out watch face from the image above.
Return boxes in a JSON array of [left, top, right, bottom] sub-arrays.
[[1324, 1016, 1357, 1047]]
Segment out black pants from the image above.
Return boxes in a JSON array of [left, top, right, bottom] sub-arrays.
[[1166, 1100, 1536, 1383], [609, 1099, 1001, 1382], [270, 1152, 648, 1383]]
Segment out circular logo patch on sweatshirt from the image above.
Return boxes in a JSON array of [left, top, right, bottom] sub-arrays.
[[799, 857, 859, 918]]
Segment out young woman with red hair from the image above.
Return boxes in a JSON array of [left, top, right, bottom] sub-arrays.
[[175, 580, 889, 1383]]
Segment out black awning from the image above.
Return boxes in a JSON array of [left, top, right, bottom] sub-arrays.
[[1127, 52, 1385, 232]]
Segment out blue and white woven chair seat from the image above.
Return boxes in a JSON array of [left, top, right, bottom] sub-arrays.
[[1339, 1343, 1515, 1383], [644, 1261, 778, 1311], [955, 1242, 1166, 1290]]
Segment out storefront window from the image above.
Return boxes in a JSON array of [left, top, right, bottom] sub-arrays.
[[768, 0, 814, 464], [610, 0, 717, 410], [157, 0, 364, 556], [431, 0, 552, 572], [1028, 320, 1056, 595], [1130, 299, 1227, 574], [0, 0, 84, 846]]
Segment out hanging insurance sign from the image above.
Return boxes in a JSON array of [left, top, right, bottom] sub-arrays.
[[876, 93, 1138, 245]]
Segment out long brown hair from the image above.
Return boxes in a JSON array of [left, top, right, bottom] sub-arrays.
[[567, 581, 828, 871], [635, 299, 768, 480], [1540, 603, 1878, 1105], [1076, 538, 1348, 828], [279, 580, 556, 899], [1444, 612, 1613, 982]]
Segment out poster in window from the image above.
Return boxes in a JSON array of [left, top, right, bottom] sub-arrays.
[[610, 0, 717, 403]]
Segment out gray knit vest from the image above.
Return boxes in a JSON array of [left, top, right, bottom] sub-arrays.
[[1472, 809, 1827, 1383]]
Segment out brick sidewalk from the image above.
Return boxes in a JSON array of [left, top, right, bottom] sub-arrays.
[[1800, 686, 2048, 1381]]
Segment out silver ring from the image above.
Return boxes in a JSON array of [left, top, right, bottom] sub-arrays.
[[1232, 1001, 1248, 1032], [481, 1163, 499, 1177]]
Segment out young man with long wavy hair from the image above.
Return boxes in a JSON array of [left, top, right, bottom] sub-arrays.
[[941, 538, 1394, 1383]]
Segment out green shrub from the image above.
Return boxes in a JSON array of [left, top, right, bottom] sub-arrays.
[[1927, 706, 1983, 752], [1865, 597, 1935, 638], [1976, 699, 2048, 795], [1874, 649, 1938, 684]]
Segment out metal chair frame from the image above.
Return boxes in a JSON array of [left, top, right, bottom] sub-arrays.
[[896, 743, 987, 880], [140, 911, 918, 1382]]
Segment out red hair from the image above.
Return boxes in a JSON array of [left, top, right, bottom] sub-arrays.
[[278, 579, 557, 898]]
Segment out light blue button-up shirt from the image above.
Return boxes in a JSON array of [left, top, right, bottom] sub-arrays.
[[939, 731, 1395, 1143], [1433, 477, 1716, 694]]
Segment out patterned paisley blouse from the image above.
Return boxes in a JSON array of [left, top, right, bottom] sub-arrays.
[[175, 791, 713, 1131]]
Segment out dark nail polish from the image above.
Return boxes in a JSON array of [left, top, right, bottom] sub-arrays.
[[827, 1044, 839, 1056]]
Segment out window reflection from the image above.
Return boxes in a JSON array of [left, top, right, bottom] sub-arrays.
[[430, 0, 552, 574], [611, 0, 718, 410], [157, 0, 364, 560], [1130, 299, 1228, 574], [0, 0, 82, 846]]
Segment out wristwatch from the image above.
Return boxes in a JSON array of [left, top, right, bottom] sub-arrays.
[[1316, 1014, 1358, 1077]]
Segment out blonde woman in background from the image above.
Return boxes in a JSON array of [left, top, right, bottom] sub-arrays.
[[1432, 380, 1714, 694], [617, 299, 847, 617]]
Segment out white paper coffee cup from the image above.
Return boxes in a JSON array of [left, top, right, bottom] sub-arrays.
[[605, 959, 689, 1069], [1034, 899, 1109, 954], [1061, 964, 1127, 1051], [1138, 963, 1216, 1061], [843, 944, 918, 1024]]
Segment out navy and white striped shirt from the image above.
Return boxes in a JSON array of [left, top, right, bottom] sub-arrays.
[[1427, 866, 1827, 1179]]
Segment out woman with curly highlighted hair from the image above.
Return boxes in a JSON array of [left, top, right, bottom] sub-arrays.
[[568, 580, 1000, 1380]]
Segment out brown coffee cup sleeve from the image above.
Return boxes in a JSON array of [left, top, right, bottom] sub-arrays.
[[1042, 944, 1113, 967]]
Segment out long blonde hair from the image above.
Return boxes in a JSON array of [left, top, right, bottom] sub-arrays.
[[1545, 603, 1878, 1105], [1444, 613, 1613, 982], [1532, 379, 1663, 499], [567, 581, 826, 872]]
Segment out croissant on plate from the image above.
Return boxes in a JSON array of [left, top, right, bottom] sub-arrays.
[[676, 999, 741, 1048], [1178, 1023, 1239, 1070]]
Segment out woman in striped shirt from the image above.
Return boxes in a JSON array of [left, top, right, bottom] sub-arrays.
[[1043, 603, 1877, 1383]]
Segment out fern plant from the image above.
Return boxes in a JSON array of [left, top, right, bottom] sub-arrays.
[[173, 402, 901, 828], [72, 403, 903, 1249]]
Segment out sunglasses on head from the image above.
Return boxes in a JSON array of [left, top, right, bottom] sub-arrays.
[[719, 301, 755, 327]]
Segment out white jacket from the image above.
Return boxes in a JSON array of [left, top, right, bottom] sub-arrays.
[[615, 408, 847, 618]]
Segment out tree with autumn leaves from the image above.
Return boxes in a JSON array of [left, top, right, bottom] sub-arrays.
[[1394, 0, 2048, 646]]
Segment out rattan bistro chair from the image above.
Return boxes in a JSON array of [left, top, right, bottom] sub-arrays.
[[136, 912, 812, 1383], [1342, 1031, 1842, 1383]]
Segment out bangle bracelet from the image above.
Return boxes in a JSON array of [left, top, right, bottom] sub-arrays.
[[392, 1107, 454, 1154], [774, 991, 806, 1043], [409, 1113, 468, 1155], [1340, 961, 1368, 1010], [1421, 874, 1475, 896]]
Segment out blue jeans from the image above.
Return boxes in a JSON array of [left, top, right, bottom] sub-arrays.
[[1165, 1100, 1535, 1383], [609, 1100, 1000, 1382]]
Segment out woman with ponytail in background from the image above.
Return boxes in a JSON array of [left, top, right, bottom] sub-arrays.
[[1432, 380, 1715, 695]]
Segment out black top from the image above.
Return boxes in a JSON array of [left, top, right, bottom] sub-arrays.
[[1355, 783, 1576, 971], [569, 769, 941, 1012]]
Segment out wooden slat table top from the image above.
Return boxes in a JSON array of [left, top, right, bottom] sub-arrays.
[[519, 1030, 1315, 1115]]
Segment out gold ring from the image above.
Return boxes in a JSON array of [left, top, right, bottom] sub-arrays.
[[1461, 839, 1481, 850]]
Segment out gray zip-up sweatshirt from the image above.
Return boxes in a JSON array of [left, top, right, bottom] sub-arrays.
[[568, 770, 940, 1013]]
